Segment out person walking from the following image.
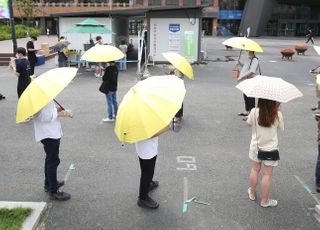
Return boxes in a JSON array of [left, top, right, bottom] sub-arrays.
[[136, 126, 169, 209], [246, 99, 284, 208], [237, 51, 260, 120], [26, 36, 39, 76], [306, 28, 315, 45], [119, 40, 128, 71], [33, 100, 72, 201], [14, 47, 31, 98], [102, 61, 119, 122]]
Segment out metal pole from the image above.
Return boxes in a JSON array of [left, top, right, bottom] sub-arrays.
[[8, 0, 17, 53]]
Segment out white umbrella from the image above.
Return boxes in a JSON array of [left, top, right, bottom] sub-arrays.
[[236, 75, 303, 103]]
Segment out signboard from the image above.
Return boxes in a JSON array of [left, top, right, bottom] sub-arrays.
[[0, 0, 10, 19], [184, 31, 195, 62], [218, 10, 242, 20], [168, 23, 180, 53]]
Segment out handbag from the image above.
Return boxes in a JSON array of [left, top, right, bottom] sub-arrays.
[[99, 81, 108, 94], [254, 109, 280, 161], [230, 69, 239, 79]]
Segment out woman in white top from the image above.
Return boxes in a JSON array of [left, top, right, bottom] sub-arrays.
[[119, 40, 128, 71], [237, 51, 260, 119], [246, 99, 284, 208]]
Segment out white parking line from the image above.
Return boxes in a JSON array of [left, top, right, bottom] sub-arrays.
[[294, 175, 320, 204]]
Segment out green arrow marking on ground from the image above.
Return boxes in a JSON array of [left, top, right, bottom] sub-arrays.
[[182, 203, 188, 213], [69, 164, 75, 170]]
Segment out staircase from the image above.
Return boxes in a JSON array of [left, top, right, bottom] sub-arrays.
[[0, 53, 14, 66]]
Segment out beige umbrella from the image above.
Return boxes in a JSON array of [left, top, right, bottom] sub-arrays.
[[236, 75, 302, 103]]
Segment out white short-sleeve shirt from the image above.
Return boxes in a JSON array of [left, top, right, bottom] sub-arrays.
[[239, 57, 259, 79], [135, 136, 158, 160], [247, 108, 284, 166], [33, 101, 62, 142]]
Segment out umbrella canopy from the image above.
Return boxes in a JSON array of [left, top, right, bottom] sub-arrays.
[[314, 45, 320, 55], [236, 75, 302, 103], [76, 18, 104, 26], [66, 26, 112, 34], [52, 40, 70, 52], [16, 67, 78, 123], [66, 18, 112, 34], [162, 52, 194, 80], [81, 44, 124, 62], [222, 37, 264, 52], [114, 75, 186, 143]]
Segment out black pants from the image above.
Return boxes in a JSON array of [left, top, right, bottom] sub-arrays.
[[29, 62, 36, 76], [41, 138, 61, 193], [175, 103, 184, 118], [243, 94, 255, 112], [139, 155, 157, 200], [306, 37, 314, 44]]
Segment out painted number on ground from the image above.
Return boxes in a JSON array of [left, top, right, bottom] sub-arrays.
[[177, 156, 197, 171]]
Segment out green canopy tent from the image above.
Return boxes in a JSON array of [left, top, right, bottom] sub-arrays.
[[66, 18, 113, 39]]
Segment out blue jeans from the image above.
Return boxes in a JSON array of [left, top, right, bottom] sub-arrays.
[[106, 91, 118, 119], [119, 56, 127, 71], [316, 145, 320, 187]]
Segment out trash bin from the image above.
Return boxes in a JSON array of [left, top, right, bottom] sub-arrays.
[[36, 55, 45, 66]]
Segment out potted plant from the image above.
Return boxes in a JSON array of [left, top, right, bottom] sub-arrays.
[[295, 44, 308, 55], [281, 48, 295, 60]]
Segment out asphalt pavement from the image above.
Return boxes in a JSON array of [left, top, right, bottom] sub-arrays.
[[1, 37, 320, 230]]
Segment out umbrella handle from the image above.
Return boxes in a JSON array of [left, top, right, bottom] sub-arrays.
[[53, 99, 65, 111]]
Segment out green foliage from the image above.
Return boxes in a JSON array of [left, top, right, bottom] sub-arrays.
[[29, 27, 41, 37], [0, 208, 32, 230], [15, 0, 37, 27], [0, 24, 41, 40]]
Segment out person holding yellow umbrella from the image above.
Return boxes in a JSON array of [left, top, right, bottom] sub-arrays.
[[115, 75, 186, 209], [222, 37, 263, 120], [16, 67, 78, 201], [162, 52, 194, 124], [237, 51, 261, 120]]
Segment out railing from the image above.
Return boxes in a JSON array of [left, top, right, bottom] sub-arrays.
[[13, 0, 212, 8]]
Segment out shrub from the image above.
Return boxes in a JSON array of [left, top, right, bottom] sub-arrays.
[[29, 27, 40, 37]]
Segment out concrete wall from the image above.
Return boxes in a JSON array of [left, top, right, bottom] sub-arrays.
[[239, 0, 277, 37], [112, 18, 129, 47], [59, 17, 112, 51]]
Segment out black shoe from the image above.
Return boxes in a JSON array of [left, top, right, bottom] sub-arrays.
[[149, 181, 159, 191], [44, 181, 65, 192], [137, 196, 159, 209], [0, 94, 5, 100], [49, 191, 71, 201]]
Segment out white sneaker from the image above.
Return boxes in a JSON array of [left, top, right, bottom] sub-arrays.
[[102, 117, 114, 123]]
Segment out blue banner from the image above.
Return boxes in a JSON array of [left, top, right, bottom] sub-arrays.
[[218, 10, 242, 20]]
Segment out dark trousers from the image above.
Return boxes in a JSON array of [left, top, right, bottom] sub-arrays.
[[175, 103, 184, 118], [243, 94, 255, 112], [316, 145, 320, 187], [306, 37, 314, 44], [30, 62, 36, 76], [41, 138, 61, 193], [139, 155, 157, 200]]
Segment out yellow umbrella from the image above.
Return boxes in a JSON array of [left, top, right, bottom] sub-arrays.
[[222, 37, 263, 52], [16, 67, 78, 123], [314, 46, 320, 55], [162, 52, 194, 80], [114, 75, 186, 143], [81, 44, 124, 62]]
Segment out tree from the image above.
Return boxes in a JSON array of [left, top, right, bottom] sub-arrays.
[[15, 0, 37, 28]]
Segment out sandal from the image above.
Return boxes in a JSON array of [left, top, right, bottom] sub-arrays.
[[238, 112, 248, 116], [247, 187, 256, 201], [260, 199, 278, 208], [242, 116, 248, 121]]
